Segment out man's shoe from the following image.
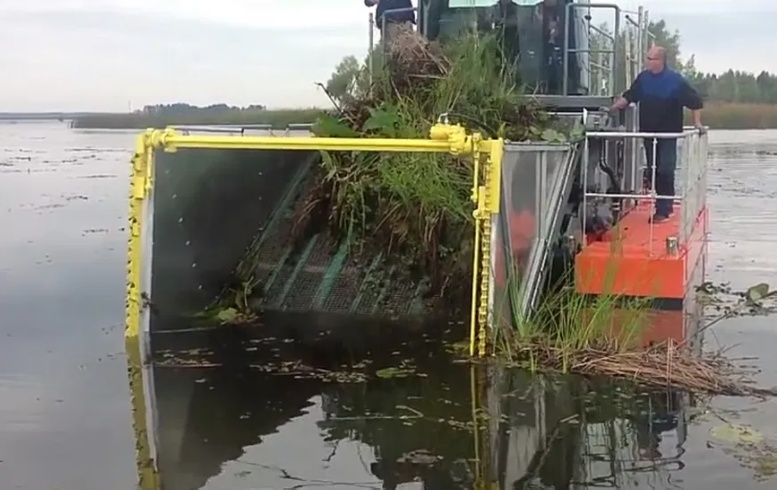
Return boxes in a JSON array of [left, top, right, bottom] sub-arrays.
[[649, 213, 669, 224]]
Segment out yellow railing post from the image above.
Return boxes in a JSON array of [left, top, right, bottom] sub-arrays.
[[470, 139, 503, 357], [144, 125, 497, 357], [125, 131, 160, 490]]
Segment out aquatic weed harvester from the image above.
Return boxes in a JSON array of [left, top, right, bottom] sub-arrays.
[[124, 1, 709, 487], [125, 1, 708, 350]]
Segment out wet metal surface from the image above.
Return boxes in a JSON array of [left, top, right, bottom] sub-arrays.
[[0, 123, 776, 489]]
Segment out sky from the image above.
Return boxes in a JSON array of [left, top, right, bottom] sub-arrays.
[[1, 0, 775, 112]]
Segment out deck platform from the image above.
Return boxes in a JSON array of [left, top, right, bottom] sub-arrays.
[[575, 202, 708, 302]]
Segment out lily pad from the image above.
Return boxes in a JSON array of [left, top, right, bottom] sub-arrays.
[[541, 128, 566, 143], [216, 307, 239, 323], [711, 423, 765, 445], [746, 283, 771, 303]]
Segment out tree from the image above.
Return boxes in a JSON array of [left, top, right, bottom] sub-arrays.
[[325, 55, 363, 106], [647, 20, 682, 69]]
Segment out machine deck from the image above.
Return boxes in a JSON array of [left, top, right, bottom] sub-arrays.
[[575, 201, 708, 302]]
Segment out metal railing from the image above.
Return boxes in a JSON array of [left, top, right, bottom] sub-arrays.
[[563, 3, 651, 96], [581, 128, 709, 257], [678, 128, 709, 243], [171, 123, 314, 136], [587, 21, 615, 96]]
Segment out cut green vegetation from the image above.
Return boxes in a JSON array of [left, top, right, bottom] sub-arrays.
[[287, 33, 575, 295], [216, 32, 580, 315]]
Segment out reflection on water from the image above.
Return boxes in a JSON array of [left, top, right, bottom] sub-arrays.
[[142, 320, 698, 490], [491, 374, 692, 489], [148, 316, 474, 490], [2, 124, 777, 489]]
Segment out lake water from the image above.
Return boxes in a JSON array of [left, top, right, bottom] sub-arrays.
[[0, 121, 775, 489]]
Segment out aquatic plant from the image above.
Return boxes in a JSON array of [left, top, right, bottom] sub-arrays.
[[491, 263, 777, 396], [293, 32, 566, 294]]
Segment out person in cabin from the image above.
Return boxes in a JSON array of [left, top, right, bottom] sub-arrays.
[[610, 45, 704, 224], [364, 0, 416, 44]]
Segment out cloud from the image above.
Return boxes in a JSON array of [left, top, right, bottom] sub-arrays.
[[0, 0, 775, 111], [0, 0, 370, 111], [3, 0, 369, 29]]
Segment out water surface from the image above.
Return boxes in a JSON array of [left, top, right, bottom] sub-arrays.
[[0, 122, 776, 489]]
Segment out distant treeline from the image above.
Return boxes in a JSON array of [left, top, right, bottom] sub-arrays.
[[139, 102, 268, 115], [71, 106, 325, 130], [70, 102, 777, 131], [685, 67, 777, 105]]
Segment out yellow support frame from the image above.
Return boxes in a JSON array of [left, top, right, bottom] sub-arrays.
[[124, 123, 504, 487], [125, 130, 158, 489]]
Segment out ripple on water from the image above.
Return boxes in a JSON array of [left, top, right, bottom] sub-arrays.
[[0, 374, 45, 432]]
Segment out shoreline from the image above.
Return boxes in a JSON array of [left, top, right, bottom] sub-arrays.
[[67, 102, 777, 131], [69, 108, 325, 130]]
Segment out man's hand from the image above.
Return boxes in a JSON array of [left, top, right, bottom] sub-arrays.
[[694, 122, 707, 134]]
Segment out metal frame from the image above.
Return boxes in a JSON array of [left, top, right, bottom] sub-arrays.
[[493, 142, 580, 326], [170, 123, 314, 136], [564, 3, 620, 96], [124, 125, 504, 486], [367, 2, 651, 100], [581, 128, 709, 257], [562, 2, 651, 97], [125, 135, 160, 490], [532, 94, 615, 110]]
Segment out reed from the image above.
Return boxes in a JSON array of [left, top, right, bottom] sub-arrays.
[[691, 102, 777, 130], [490, 258, 777, 396]]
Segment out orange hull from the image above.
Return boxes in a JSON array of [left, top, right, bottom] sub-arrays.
[[582, 308, 702, 347], [575, 202, 708, 303]]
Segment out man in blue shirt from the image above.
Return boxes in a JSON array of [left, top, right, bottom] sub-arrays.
[[365, 0, 416, 43], [610, 46, 704, 223]]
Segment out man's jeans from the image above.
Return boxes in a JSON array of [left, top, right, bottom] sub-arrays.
[[643, 137, 677, 217]]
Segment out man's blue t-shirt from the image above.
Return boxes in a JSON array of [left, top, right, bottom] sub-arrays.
[[368, 0, 416, 26], [622, 68, 703, 133]]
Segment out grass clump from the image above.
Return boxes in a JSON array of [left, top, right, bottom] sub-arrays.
[[494, 270, 651, 371], [296, 32, 564, 294], [490, 265, 777, 397]]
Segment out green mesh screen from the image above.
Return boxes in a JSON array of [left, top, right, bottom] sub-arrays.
[[147, 148, 440, 333]]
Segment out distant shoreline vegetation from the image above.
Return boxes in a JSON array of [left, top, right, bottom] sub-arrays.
[[69, 104, 326, 130], [68, 102, 777, 131]]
